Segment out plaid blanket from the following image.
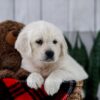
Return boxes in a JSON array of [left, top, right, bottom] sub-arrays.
[[0, 78, 76, 100]]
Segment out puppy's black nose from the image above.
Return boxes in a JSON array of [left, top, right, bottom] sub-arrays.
[[45, 50, 54, 59]]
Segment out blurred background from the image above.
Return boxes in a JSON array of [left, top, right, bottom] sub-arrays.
[[0, 0, 100, 99]]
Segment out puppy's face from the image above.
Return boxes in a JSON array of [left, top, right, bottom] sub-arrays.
[[30, 32, 61, 63], [15, 21, 68, 64]]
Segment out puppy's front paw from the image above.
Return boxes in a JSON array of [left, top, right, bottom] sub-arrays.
[[44, 77, 62, 96], [27, 73, 44, 89]]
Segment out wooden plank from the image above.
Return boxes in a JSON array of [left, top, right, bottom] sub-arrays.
[[96, 0, 100, 31], [69, 0, 94, 31], [15, 0, 40, 24], [0, 0, 13, 22], [42, 0, 69, 31]]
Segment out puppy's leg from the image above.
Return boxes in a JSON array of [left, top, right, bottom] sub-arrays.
[[27, 72, 44, 89], [44, 69, 67, 96]]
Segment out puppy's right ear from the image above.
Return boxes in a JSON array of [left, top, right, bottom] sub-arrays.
[[15, 31, 31, 57]]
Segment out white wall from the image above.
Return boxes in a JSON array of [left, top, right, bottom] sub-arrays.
[[0, 0, 99, 99], [0, 0, 13, 21], [0, 0, 99, 32]]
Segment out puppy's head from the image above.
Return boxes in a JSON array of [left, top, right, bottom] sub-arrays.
[[15, 21, 68, 64]]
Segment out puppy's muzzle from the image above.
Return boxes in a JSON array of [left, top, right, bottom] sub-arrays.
[[45, 50, 54, 61]]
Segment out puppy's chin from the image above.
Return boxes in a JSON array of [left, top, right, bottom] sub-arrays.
[[40, 58, 58, 64], [40, 60, 54, 63]]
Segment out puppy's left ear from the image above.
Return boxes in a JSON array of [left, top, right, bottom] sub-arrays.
[[15, 31, 32, 58], [60, 36, 68, 57]]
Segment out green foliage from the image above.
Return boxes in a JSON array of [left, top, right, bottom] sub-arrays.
[[64, 32, 100, 99], [71, 33, 89, 71], [87, 31, 100, 98], [64, 36, 72, 55]]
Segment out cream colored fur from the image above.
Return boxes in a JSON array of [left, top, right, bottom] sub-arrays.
[[15, 21, 88, 95]]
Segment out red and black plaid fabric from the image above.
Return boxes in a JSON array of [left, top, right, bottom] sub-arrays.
[[0, 78, 76, 100]]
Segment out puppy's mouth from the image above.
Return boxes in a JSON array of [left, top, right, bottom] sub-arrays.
[[45, 59, 54, 62], [40, 58, 54, 63]]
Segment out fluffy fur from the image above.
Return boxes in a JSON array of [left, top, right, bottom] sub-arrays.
[[15, 21, 88, 95]]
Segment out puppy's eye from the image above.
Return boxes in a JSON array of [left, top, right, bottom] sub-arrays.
[[53, 40, 57, 44], [36, 39, 43, 45]]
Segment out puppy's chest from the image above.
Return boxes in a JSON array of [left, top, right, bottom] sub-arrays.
[[40, 66, 54, 78]]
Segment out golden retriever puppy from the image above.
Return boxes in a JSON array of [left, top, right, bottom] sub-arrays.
[[15, 21, 88, 95]]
